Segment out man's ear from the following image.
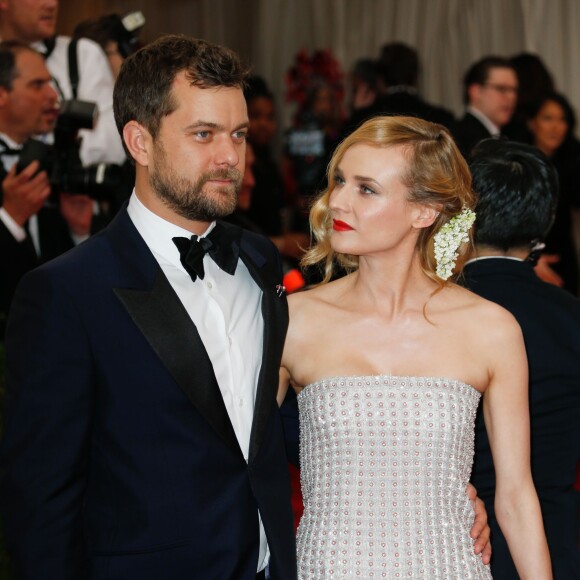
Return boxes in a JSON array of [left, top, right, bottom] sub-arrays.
[[123, 121, 151, 166], [468, 83, 481, 107], [412, 203, 441, 230]]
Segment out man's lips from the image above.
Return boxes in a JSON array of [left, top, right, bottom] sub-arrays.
[[333, 219, 354, 231]]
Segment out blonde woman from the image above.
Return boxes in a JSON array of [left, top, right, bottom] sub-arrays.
[[279, 116, 551, 578]]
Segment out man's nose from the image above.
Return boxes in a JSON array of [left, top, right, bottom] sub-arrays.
[[215, 137, 240, 167], [46, 84, 58, 102]]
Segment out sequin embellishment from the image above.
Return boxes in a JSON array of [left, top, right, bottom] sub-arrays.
[[296, 375, 491, 579]]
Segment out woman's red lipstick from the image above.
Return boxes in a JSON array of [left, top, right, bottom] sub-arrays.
[[333, 219, 354, 231]]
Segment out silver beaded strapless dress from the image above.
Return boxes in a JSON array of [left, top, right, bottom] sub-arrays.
[[296, 375, 492, 579]]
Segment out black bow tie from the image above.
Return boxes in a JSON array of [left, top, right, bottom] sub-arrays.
[[172, 222, 241, 282]]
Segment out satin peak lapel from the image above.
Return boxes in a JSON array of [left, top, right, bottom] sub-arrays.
[[114, 270, 242, 457]]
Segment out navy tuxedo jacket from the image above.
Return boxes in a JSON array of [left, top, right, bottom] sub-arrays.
[[463, 258, 580, 579], [0, 207, 296, 579]]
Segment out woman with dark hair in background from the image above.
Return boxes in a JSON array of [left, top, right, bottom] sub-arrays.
[[527, 92, 580, 294], [244, 76, 309, 264], [504, 52, 555, 143]]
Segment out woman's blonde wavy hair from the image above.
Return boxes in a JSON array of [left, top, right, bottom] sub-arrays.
[[302, 115, 476, 285]]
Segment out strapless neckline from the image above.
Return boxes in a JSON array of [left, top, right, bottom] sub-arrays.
[[300, 374, 481, 396]]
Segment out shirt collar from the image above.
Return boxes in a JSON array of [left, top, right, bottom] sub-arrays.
[[467, 106, 501, 137], [0, 132, 23, 150], [31, 40, 47, 55], [465, 255, 523, 266], [127, 190, 216, 272]]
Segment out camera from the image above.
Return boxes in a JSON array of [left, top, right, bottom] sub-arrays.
[[16, 99, 127, 200], [116, 11, 145, 58]]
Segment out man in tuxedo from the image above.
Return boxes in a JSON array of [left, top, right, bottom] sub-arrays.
[[0, 35, 296, 579], [464, 139, 580, 578], [0, 41, 92, 338], [0, 34, 492, 579], [453, 56, 518, 158]]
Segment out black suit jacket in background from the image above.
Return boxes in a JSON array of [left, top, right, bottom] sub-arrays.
[[343, 89, 456, 137], [0, 206, 73, 339], [0, 207, 296, 579], [462, 258, 580, 579], [452, 112, 494, 158]]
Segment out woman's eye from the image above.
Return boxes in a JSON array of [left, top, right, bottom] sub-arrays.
[[361, 184, 376, 195], [334, 174, 345, 185]]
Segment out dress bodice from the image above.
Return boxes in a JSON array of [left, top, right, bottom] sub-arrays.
[[296, 375, 491, 579]]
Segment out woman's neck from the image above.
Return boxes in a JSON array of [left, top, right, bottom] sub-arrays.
[[352, 253, 438, 317]]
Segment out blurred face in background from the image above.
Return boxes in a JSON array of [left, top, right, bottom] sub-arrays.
[[0, 0, 58, 43], [247, 95, 276, 149], [470, 66, 518, 128], [528, 99, 568, 157], [105, 40, 124, 80], [238, 142, 256, 211], [311, 85, 334, 123], [0, 48, 59, 143]]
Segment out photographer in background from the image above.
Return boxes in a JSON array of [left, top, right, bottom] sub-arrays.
[[0, 0, 126, 167], [73, 11, 144, 81], [71, 12, 145, 215], [0, 42, 93, 338]]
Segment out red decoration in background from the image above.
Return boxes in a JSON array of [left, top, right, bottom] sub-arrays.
[[288, 462, 304, 532], [283, 269, 305, 294], [284, 48, 345, 108]]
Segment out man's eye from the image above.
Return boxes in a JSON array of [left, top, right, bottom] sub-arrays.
[[196, 131, 211, 139], [232, 131, 247, 141]]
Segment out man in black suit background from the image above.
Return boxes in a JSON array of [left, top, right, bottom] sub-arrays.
[[0, 35, 296, 579], [344, 42, 455, 135], [453, 56, 518, 158], [0, 41, 93, 338], [463, 139, 580, 578]]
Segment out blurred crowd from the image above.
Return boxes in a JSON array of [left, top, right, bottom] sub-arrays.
[[0, 4, 578, 578], [1, 0, 580, 342]]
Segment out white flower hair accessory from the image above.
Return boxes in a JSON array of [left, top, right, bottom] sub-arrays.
[[433, 207, 476, 280]]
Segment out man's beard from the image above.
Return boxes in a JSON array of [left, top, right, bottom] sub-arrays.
[[150, 142, 242, 222]]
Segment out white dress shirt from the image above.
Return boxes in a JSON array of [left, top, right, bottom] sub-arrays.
[[127, 192, 269, 571], [32, 36, 126, 166]]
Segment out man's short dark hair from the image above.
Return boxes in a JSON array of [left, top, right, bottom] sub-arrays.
[[379, 42, 418, 87], [469, 139, 559, 250], [351, 58, 381, 92], [0, 41, 36, 90], [463, 56, 514, 104], [113, 34, 250, 154]]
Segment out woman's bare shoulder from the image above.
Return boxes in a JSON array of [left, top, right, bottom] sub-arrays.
[[288, 276, 352, 312], [445, 284, 523, 341]]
